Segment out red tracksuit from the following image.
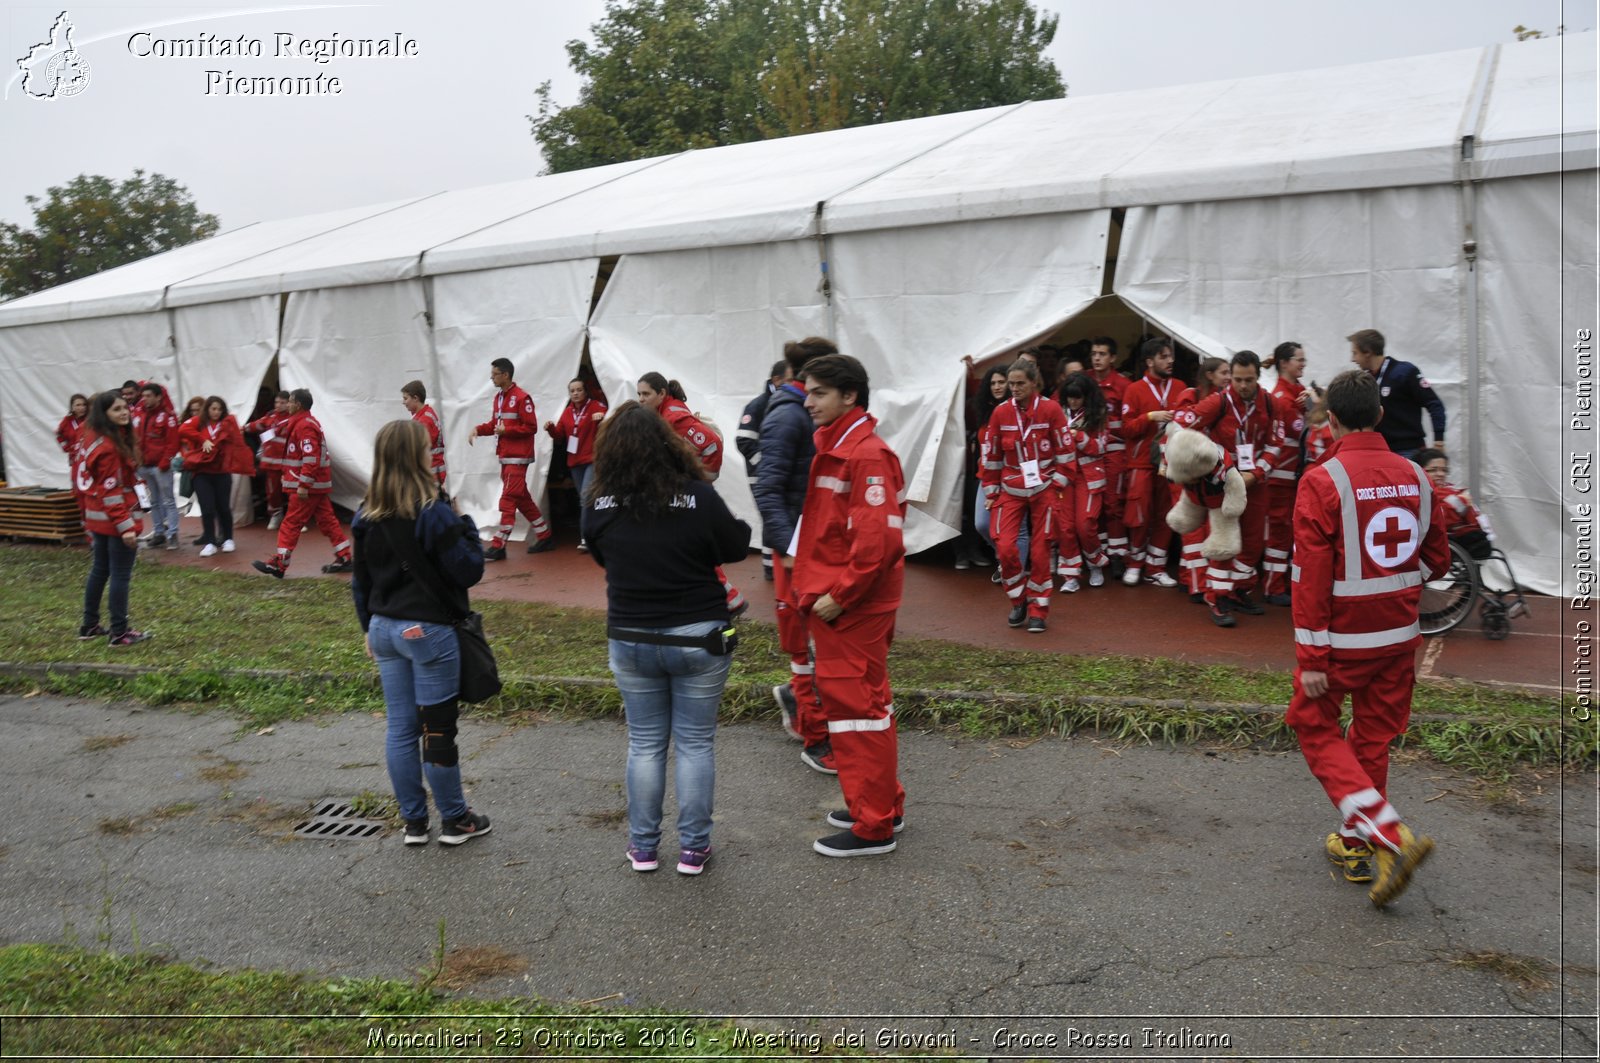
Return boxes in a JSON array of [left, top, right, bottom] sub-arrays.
[[1264, 378, 1308, 597], [1286, 431, 1449, 851], [475, 384, 551, 548], [794, 408, 907, 843], [75, 430, 142, 538], [1174, 384, 1283, 602], [658, 396, 743, 613], [1056, 411, 1108, 581], [273, 411, 350, 570], [413, 404, 447, 485], [1118, 373, 1184, 579], [57, 414, 85, 458], [246, 410, 291, 513], [1093, 370, 1130, 563], [983, 394, 1069, 620]]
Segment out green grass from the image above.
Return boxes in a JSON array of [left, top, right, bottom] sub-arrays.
[[0, 542, 1585, 780], [0, 944, 851, 1059]]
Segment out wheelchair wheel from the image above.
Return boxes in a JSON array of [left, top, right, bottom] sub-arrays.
[[1419, 539, 1478, 636], [1480, 600, 1510, 640]]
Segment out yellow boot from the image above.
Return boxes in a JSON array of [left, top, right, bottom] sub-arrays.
[[1324, 832, 1374, 883], [1369, 825, 1435, 908]]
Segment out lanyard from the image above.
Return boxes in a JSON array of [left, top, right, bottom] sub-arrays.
[[569, 399, 590, 429], [1012, 395, 1041, 461], [829, 411, 870, 453], [1146, 376, 1173, 408], [1223, 389, 1255, 442], [1375, 357, 1393, 389], [207, 422, 221, 439]]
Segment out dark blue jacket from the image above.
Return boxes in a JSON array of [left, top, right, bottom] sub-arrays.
[[1373, 357, 1446, 454], [351, 498, 484, 631], [752, 382, 814, 556], [736, 384, 776, 480]]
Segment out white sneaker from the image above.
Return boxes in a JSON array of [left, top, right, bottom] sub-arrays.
[[1122, 566, 1142, 586], [199, 543, 218, 558], [1088, 565, 1105, 588], [221, 539, 235, 553], [1146, 570, 1179, 588], [1061, 577, 1081, 593], [266, 512, 283, 531]]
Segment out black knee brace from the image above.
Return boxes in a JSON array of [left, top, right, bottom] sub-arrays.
[[419, 699, 459, 767]]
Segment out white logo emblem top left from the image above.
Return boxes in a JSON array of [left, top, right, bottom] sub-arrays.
[[18, 11, 91, 99], [1362, 505, 1419, 569]]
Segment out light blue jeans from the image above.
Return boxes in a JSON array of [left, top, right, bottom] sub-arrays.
[[608, 621, 731, 853], [137, 466, 179, 539], [976, 494, 1029, 557], [368, 615, 467, 824]]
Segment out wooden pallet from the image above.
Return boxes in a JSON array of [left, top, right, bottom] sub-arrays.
[[0, 485, 85, 543]]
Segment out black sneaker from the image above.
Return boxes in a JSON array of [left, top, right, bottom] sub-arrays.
[[145, 533, 167, 548], [321, 558, 353, 574], [800, 741, 838, 775], [1026, 616, 1046, 633], [1188, 592, 1207, 605], [252, 559, 285, 579], [826, 809, 904, 833], [526, 537, 555, 554], [403, 819, 430, 846], [813, 829, 896, 857], [1007, 602, 1027, 627], [772, 685, 803, 742], [1230, 590, 1265, 616], [483, 545, 507, 561], [438, 809, 491, 845], [1265, 592, 1292, 607], [1208, 599, 1236, 628], [77, 623, 108, 641]]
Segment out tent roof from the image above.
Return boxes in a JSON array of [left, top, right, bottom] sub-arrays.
[[2, 33, 1591, 327]]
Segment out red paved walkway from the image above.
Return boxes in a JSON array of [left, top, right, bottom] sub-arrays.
[[149, 518, 1563, 695]]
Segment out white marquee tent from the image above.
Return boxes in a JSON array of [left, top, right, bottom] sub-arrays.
[[1, 33, 1593, 595]]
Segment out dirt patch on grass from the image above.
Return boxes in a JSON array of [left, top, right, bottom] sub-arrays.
[[432, 946, 527, 990]]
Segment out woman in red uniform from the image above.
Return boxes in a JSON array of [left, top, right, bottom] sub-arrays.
[[76, 391, 149, 647], [180, 396, 251, 557], [1056, 372, 1110, 593], [545, 377, 608, 548], [57, 393, 88, 463]]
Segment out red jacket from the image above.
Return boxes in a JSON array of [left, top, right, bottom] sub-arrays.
[[246, 410, 291, 470], [412, 404, 446, 478], [794, 409, 905, 615], [1092, 370, 1129, 463], [136, 400, 180, 471], [1118, 372, 1184, 470], [981, 394, 1070, 500], [1065, 409, 1108, 493], [74, 429, 142, 538], [660, 396, 722, 476], [1268, 378, 1309, 485], [1291, 432, 1450, 671], [1436, 480, 1489, 539], [1306, 423, 1334, 464], [475, 384, 538, 464], [546, 398, 606, 467], [282, 411, 333, 493], [180, 416, 250, 475], [56, 414, 84, 456], [1173, 383, 1283, 481]]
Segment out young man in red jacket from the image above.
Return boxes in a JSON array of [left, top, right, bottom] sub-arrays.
[[1287, 369, 1447, 908], [135, 382, 181, 549], [1263, 342, 1313, 606], [1088, 337, 1130, 575], [794, 353, 907, 858], [470, 358, 553, 559], [1117, 337, 1183, 589], [252, 389, 351, 578], [402, 380, 447, 486], [246, 390, 292, 530]]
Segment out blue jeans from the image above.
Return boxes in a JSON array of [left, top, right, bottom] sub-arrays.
[[570, 462, 591, 506], [608, 621, 731, 852], [83, 533, 136, 635], [138, 466, 179, 539], [976, 495, 1028, 557], [368, 615, 467, 824]]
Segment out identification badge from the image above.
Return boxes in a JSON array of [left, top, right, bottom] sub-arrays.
[[1020, 459, 1043, 488], [260, 429, 276, 443], [567, 433, 579, 455], [133, 483, 151, 509], [1236, 444, 1257, 472]]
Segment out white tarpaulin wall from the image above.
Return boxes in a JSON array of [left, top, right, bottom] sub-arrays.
[[0, 314, 175, 489], [1476, 171, 1597, 598], [587, 242, 830, 530], [430, 260, 598, 538], [828, 210, 1111, 550], [171, 297, 280, 436], [279, 282, 434, 510]]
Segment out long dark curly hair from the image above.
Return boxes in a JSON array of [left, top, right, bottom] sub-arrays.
[[588, 400, 708, 517], [1058, 372, 1107, 434]]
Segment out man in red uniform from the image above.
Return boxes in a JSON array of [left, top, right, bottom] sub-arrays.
[[471, 357, 553, 559], [251, 388, 352, 578], [246, 390, 292, 529], [1089, 337, 1130, 576], [1288, 369, 1446, 908], [401, 380, 447, 486], [1117, 337, 1182, 589], [1263, 343, 1313, 606], [794, 353, 907, 858], [1173, 350, 1283, 624]]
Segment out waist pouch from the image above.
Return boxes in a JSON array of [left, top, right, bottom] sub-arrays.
[[607, 625, 739, 656]]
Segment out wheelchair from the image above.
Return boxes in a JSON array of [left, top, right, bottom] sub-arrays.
[[1418, 530, 1530, 640]]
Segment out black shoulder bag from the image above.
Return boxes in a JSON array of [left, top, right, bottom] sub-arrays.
[[378, 518, 502, 704]]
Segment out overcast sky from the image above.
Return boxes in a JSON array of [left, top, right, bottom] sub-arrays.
[[0, 0, 1585, 229]]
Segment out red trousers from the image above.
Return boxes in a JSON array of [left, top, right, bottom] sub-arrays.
[[263, 470, 285, 514], [1229, 481, 1268, 597], [275, 491, 349, 568], [1123, 468, 1172, 572], [1263, 480, 1297, 596], [993, 491, 1055, 619], [772, 560, 825, 745], [494, 463, 550, 547], [1287, 651, 1415, 824], [1054, 480, 1106, 578], [811, 609, 905, 841], [1100, 456, 1128, 560]]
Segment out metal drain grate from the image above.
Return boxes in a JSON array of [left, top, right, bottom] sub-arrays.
[[291, 799, 387, 840]]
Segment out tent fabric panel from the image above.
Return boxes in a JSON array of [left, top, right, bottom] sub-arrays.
[[430, 260, 598, 538], [0, 313, 174, 490], [828, 210, 1110, 549], [170, 297, 281, 448], [1475, 171, 1596, 598], [1473, 34, 1599, 181], [586, 242, 831, 533], [278, 282, 435, 511]]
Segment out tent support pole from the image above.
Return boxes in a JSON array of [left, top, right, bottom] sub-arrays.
[[813, 200, 836, 337], [1456, 46, 1496, 499]]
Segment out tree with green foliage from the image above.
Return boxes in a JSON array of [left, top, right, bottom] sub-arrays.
[[0, 170, 220, 300], [530, 0, 1065, 173]]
